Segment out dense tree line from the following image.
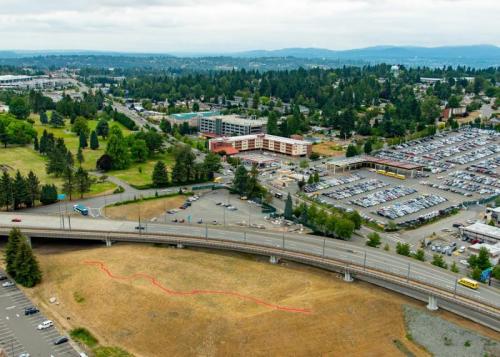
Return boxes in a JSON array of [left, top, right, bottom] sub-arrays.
[[0, 114, 37, 147], [5, 228, 42, 287], [0, 170, 40, 210]]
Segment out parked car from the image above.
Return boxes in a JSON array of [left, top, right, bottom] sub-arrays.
[[24, 307, 39, 316], [459, 259, 470, 266], [0, 275, 7, 281], [197, 218, 203, 224], [2, 281, 14, 287], [11, 217, 22, 222], [135, 225, 145, 230], [458, 246, 466, 253], [37, 320, 54, 330], [53, 336, 68, 345]]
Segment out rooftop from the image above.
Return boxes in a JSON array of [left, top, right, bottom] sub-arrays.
[[171, 111, 219, 120], [0, 75, 32, 81], [462, 222, 500, 239], [210, 133, 311, 146]]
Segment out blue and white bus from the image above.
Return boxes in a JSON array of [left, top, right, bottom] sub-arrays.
[[73, 204, 89, 216]]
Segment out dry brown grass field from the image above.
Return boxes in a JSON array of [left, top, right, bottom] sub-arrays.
[[311, 141, 345, 157], [105, 196, 186, 221], [17, 243, 498, 357]]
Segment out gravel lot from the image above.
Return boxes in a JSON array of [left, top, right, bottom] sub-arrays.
[[404, 305, 499, 357]]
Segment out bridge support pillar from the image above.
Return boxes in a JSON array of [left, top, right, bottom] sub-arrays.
[[269, 255, 279, 264], [343, 270, 353, 282], [426, 295, 438, 311], [176, 243, 185, 249], [105, 238, 112, 247]]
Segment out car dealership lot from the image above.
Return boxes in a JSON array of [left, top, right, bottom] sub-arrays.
[[0, 271, 79, 356]]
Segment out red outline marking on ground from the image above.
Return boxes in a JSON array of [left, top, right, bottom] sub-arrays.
[[83, 260, 312, 314]]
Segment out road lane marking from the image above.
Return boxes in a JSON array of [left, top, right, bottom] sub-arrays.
[[5, 306, 15, 310]]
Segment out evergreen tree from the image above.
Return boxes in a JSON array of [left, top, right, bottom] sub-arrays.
[[96, 118, 109, 139], [39, 111, 48, 124], [5, 228, 22, 277], [284, 193, 293, 220], [40, 184, 58, 205], [77, 147, 84, 166], [363, 140, 372, 154], [13, 238, 42, 287], [49, 111, 65, 127], [232, 165, 248, 195], [130, 139, 149, 163], [75, 167, 91, 198], [90, 130, 99, 150], [266, 111, 279, 135], [12, 171, 29, 210], [160, 119, 172, 134], [152, 161, 169, 188], [203, 152, 222, 180], [79, 131, 88, 149], [26, 171, 40, 208], [0, 171, 13, 211], [33, 135, 39, 151], [346, 144, 359, 157], [96, 154, 113, 171]]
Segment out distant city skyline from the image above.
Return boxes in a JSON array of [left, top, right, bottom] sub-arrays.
[[0, 0, 499, 52]]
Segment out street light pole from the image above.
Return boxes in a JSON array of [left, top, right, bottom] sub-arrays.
[[322, 238, 326, 259], [363, 252, 367, 271], [407, 263, 411, 282], [453, 279, 458, 297], [282, 230, 285, 250]]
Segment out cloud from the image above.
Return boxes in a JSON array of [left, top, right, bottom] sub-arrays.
[[0, 0, 498, 52]]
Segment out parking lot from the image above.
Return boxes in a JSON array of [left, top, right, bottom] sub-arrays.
[[0, 271, 79, 356], [296, 127, 500, 226], [164, 189, 276, 229]]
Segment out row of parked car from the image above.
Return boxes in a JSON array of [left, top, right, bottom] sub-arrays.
[[377, 194, 447, 219], [447, 144, 500, 165], [322, 179, 389, 200], [350, 185, 417, 208], [303, 173, 363, 193], [466, 156, 500, 178], [449, 170, 500, 188]]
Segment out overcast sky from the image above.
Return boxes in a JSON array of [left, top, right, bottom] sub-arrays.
[[0, 0, 498, 53]]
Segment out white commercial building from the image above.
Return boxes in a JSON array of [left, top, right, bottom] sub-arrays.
[[460, 222, 500, 244]]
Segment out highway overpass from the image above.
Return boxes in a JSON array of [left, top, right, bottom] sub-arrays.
[[0, 212, 499, 331]]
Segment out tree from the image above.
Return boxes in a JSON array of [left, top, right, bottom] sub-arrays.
[[431, 254, 448, 269], [62, 152, 75, 200], [75, 167, 91, 198], [90, 130, 99, 150], [72, 117, 89, 137], [266, 111, 279, 135], [450, 261, 459, 273], [413, 249, 425, 261], [334, 218, 355, 240], [33, 135, 39, 151], [0, 171, 13, 211], [5, 228, 22, 277], [471, 267, 482, 281], [345, 144, 358, 157], [171, 145, 196, 184], [396, 242, 411, 256], [96, 118, 109, 138], [421, 95, 440, 124], [79, 131, 88, 149], [96, 154, 113, 172], [468, 247, 492, 271], [9, 97, 30, 119], [160, 119, 172, 134], [105, 126, 130, 169], [49, 111, 65, 127], [347, 211, 362, 230], [26, 171, 40, 208], [39, 111, 49, 124], [232, 165, 249, 195], [39, 184, 58, 205], [313, 172, 320, 183], [284, 193, 293, 220], [298, 177, 306, 191], [203, 152, 222, 180], [130, 139, 149, 163], [77, 147, 84, 166], [492, 265, 500, 280], [12, 171, 29, 210], [363, 140, 372, 154], [12, 238, 42, 287], [152, 161, 169, 188], [366, 232, 381, 247]]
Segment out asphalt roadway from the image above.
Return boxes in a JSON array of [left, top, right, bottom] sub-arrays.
[[1, 212, 499, 312], [0, 269, 79, 356]]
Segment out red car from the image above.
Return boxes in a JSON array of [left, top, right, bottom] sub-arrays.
[[11, 218, 22, 223]]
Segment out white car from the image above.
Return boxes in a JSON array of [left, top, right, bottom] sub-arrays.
[[2, 281, 14, 287], [458, 246, 466, 253], [37, 320, 54, 330], [459, 259, 470, 267]]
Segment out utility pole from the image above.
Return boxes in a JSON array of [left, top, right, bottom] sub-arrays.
[[407, 263, 411, 282], [363, 252, 367, 271], [322, 238, 326, 259], [453, 279, 458, 297]]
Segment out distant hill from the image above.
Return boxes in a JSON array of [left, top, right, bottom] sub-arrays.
[[232, 45, 500, 61]]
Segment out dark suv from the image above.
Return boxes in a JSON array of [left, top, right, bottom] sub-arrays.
[[24, 307, 39, 316], [0, 275, 7, 281], [53, 336, 69, 345]]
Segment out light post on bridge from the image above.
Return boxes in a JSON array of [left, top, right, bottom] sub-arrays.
[[407, 263, 411, 282], [322, 238, 326, 259]]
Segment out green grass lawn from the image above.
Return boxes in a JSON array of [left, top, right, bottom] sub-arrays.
[[31, 113, 175, 187]]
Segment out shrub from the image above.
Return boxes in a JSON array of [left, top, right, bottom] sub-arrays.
[[70, 327, 98, 348]]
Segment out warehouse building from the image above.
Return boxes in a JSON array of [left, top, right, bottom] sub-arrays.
[[209, 133, 312, 157], [460, 222, 500, 244]]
